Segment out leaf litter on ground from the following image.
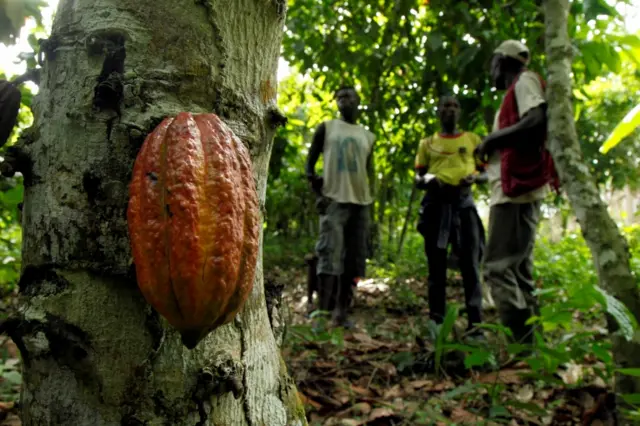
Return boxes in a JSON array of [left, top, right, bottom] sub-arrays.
[[278, 264, 621, 425], [0, 262, 621, 425]]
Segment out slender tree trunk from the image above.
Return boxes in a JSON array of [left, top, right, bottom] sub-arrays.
[[375, 173, 393, 259], [397, 183, 418, 258], [387, 188, 395, 246], [8, 0, 306, 425], [544, 0, 640, 406]]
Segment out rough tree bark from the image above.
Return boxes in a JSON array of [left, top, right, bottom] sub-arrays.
[[544, 0, 640, 405], [5, 0, 306, 425]]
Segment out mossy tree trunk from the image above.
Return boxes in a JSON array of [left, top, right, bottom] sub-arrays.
[[6, 0, 306, 424], [544, 0, 640, 408]]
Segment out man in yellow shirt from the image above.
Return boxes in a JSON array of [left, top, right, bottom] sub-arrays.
[[414, 95, 487, 341]]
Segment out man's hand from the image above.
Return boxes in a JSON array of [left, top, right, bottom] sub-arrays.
[[460, 174, 476, 187], [476, 136, 496, 163], [308, 174, 323, 195], [415, 173, 438, 190]]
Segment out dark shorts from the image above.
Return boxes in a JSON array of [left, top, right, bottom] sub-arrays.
[[315, 197, 370, 277]]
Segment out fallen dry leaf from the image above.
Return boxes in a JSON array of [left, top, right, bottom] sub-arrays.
[[351, 333, 381, 345], [334, 393, 351, 405], [303, 388, 344, 408], [478, 368, 529, 385], [298, 391, 323, 410], [0, 402, 15, 412], [335, 402, 372, 418], [309, 413, 324, 424], [336, 420, 360, 426], [367, 407, 396, 422], [0, 339, 18, 359], [382, 384, 402, 399], [368, 361, 397, 377], [314, 360, 339, 369], [429, 380, 456, 392], [391, 397, 405, 411], [559, 362, 585, 386], [408, 379, 433, 389], [327, 377, 354, 389], [0, 413, 20, 426], [450, 407, 483, 424], [349, 384, 374, 397], [516, 384, 535, 403]]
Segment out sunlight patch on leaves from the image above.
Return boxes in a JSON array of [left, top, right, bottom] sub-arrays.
[[0, 0, 47, 45], [599, 103, 640, 154]]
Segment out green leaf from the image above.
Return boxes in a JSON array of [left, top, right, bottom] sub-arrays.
[[621, 393, 640, 405], [434, 305, 458, 373], [616, 35, 640, 49], [595, 286, 638, 340], [580, 41, 620, 79], [391, 351, 415, 372], [600, 103, 640, 154], [591, 342, 613, 363], [489, 404, 510, 419], [2, 370, 21, 386], [443, 382, 482, 399], [463, 350, 493, 369], [288, 118, 306, 127], [574, 102, 582, 122], [0, 186, 23, 209], [27, 33, 39, 51], [583, 0, 619, 21], [617, 368, 640, 378], [582, 52, 601, 82], [456, 46, 479, 72], [427, 32, 443, 51]]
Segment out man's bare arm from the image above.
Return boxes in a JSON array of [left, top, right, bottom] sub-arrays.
[[479, 104, 547, 157], [305, 122, 326, 180]]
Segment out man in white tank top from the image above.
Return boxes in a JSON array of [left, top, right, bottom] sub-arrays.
[[305, 86, 375, 328]]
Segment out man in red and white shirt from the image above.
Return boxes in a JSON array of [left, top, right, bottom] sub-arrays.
[[477, 40, 558, 346]]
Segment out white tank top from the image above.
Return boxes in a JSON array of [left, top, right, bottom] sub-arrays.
[[321, 119, 375, 205]]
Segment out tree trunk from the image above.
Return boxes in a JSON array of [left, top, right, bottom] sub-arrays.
[[544, 0, 640, 405], [8, 0, 306, 425], [396, 183, 418, 258]]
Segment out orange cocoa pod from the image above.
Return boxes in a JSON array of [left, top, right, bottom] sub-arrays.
[[127, 112, 260, 349]]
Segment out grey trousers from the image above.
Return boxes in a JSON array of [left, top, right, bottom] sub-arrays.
[[483, 201, 541, 343]]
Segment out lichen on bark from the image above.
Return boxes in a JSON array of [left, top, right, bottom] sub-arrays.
[[544, 0, 640, 411], [11, 0, 305, 424]]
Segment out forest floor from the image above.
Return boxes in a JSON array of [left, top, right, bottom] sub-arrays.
[[0, 265, 618, 426], [272, 263, 617, 426]]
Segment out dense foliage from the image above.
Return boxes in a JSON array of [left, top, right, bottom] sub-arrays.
[[269, 0, 640, 251], [2, 0, 640, 422]]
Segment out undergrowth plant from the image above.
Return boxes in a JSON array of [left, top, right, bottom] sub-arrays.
[[275, 225, 640, 423]]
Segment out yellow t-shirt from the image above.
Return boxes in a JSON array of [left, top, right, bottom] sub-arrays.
[[414, 132, 483, 186]]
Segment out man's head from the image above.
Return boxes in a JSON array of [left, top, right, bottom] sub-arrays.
[[491, 40, 530, 90], [437, 95, 460, 130], [334, 86, 360, 121]]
